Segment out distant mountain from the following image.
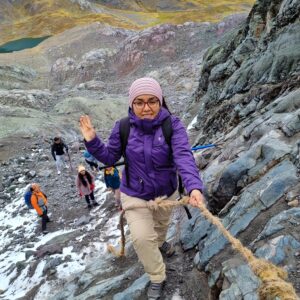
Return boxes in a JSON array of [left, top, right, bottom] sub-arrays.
[[0, 0, 254, 45]]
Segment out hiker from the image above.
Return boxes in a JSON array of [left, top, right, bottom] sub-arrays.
[[83, 150, 99, 172], [30, 183, 51, 234], [51, 137, 69, 175], [80, 77, 204, 299], [104, 166, 121, 209], [76, 165, 99, 209]]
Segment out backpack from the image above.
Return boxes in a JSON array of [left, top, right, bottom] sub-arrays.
[[119, 116, 184, 194], [24, 190, 34, 209]]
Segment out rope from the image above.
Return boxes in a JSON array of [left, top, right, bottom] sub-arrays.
[[107, 196, 298, 300]]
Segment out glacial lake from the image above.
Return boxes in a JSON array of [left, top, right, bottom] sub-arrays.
[[0, 36, 50, 53]]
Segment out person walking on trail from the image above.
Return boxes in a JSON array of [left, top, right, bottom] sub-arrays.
[[30, 183, 51, 235], [79, 77, 205, 300], [83, 150, 99, 172], [76, 165, 99, 209], [51, 137, 69, 175], [104, 166, 121, 209]]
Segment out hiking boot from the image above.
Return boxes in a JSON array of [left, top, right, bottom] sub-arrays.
[[93, 202, 99, 207], [87, 204, 92, 209], [147, 281, 165, 299], [57, 170, 61, 175], [159, 241, 175, 258], [42, 230, 49, 235]]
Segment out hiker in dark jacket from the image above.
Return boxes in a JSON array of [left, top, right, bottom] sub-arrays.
[[51, 137, 69, 175], [80, 77, 205, 299], [104, 166, 121, 208], [30, 183, 51, 234], [76, 165, 99, 209]]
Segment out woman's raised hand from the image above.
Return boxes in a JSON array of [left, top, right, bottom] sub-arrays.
[[79, 115, 96, 142]]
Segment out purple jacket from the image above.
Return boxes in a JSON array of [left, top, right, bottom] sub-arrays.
[[85, 107, 203, 200]]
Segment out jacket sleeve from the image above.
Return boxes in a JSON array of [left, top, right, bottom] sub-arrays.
[[63, 142, 68, 152], [51, 144, 56, 161], [85, 121, 122, 166], [31, 195, 42, 216], [171, 116, 204, 194]]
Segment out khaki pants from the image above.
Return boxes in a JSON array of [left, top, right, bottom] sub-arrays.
[[121, 192, 176, 283]]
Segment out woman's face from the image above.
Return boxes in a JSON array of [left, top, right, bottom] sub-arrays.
[[132, 94, 161, 120], [80, 170, 86, 175]]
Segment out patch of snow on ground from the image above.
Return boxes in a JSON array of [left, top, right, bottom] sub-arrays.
[[187, 115, 197, 131]]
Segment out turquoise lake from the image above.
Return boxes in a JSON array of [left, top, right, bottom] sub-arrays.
[[0, 36, 50, 53]]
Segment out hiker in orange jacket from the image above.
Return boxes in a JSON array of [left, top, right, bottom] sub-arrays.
[[30, 183, 51, 234]]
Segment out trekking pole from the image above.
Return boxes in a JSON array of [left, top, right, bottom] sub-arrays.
[[99, 161, 126, 170], [191, 143, 217, 151], [67, 151, 73, 172]]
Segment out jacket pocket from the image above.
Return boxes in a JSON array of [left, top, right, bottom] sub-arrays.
[[123, 174, 144, 193]]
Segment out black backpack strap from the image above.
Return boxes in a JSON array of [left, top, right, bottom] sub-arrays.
[[161, 116, 173, 148], [162, 116, 185, 197], [119, 117, 131, 187]]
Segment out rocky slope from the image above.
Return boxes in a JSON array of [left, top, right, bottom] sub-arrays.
[[0, 15, 245, 161], [185, 0, 300, 297]]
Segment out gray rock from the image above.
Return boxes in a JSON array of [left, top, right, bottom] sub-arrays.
[[39, 154, 50, 161], [73, 268, 136, 300], [26, 170, 36, 179], [43, 257, 63, 275], [208, 270, 221, 288], [253, 207, 300, 245], [16, 261, 27, 272], [196, 160, 298, 269], [75, 215, 92, 226], [38, 170, 52, 178], [35, 244, 63, 258], [77, 273, 95, 290], [255, 235, 300, 266], [180, 208, 212, 250], [113, 274, 149, 300], [25, 250, 35, 260], [219, 260, 259, 300]]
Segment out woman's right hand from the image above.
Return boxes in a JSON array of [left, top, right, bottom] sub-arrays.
[[79, 115, 96, 142]]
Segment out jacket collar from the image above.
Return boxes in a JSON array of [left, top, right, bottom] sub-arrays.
[[128, 107, 170, 134]]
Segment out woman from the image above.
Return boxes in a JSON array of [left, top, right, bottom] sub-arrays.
[[104, 166, 121, 208], [76, 165, 99, 209], [80, 77, 205, 299], [30, 183, 50, 234]]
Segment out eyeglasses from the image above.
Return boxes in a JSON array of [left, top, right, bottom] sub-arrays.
[[132, 99, 160, 109]]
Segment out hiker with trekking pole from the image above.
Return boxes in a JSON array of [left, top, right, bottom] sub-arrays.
[[79, 77, 205, 300]]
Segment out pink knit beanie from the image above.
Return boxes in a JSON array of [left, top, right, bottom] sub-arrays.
[[128, 77, 163, 108]]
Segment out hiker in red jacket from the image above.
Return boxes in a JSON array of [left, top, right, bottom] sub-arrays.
[[80, 77, 205, 299]]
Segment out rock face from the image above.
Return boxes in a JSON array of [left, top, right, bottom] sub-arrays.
[[190, 0, 300, 212], [184, 0, 300, 297]]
